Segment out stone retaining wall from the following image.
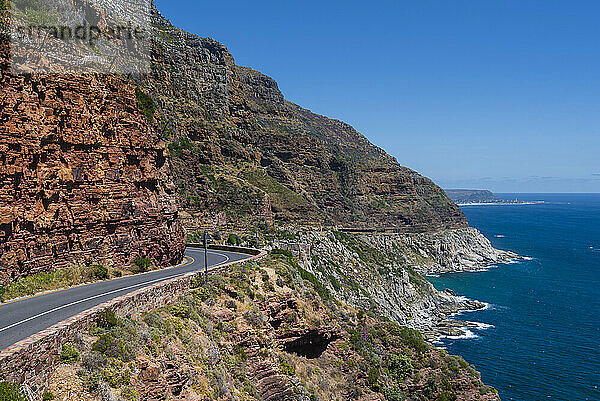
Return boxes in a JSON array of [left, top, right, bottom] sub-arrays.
[[0, 248, 267, 392]]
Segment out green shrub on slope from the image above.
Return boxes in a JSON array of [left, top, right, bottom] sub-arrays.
[[0, 382, 25, 401], [135, 87, 156, 121], [60, 344, 80, 364]]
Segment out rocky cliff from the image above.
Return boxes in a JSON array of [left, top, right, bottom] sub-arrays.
[[1, 0, 488, 290], [142, 8, 467, 233], [359, 227, 519, 275], [267, 228, 505, 340], [0, 3, 509, 398], [0, 40, 185, 283]]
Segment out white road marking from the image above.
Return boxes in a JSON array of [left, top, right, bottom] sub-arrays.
[[0, 250, 233, 333], [186, 249, 231, 265]]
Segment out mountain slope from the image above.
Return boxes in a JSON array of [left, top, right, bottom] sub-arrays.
[[0, 1, 465, 280], [144, 9, 466, 233]]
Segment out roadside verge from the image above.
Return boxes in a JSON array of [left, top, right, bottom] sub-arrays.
[[0, 246, 267, 389]]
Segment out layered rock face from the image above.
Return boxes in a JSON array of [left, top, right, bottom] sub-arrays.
[[0, 44, 185, 283], [144, 9, 467, 233]]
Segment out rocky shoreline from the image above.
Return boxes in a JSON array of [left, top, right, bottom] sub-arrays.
[[412, 286, 491, 341], [433, 292, 490, 340], [392, 227, 520, 340], [393, 227, 522, 341], [267, 226, 516, 343]]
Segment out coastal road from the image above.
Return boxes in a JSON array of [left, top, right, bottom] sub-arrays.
[[0, 247, 253, 351]]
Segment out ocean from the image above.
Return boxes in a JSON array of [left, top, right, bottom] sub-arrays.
[[427, 193, 600, 401]]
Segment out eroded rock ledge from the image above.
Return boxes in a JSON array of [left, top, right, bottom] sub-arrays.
[[360, 227, 520, 275]]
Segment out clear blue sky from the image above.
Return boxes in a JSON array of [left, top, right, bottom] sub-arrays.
[[155, 0, 600, 193]]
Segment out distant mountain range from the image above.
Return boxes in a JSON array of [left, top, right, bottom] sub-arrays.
[[445, 189, 511, 204]]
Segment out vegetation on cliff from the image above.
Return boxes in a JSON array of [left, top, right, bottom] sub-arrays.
[[45, 254, 498, 400], [0, 382, 25, 401]]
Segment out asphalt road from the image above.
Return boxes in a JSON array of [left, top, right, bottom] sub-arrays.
[[0, 247, 252, 351]]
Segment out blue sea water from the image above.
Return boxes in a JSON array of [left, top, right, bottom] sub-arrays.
[[428, 194, 600, 401]]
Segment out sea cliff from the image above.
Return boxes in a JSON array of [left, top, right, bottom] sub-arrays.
[[267, 227, 509, 340], [360, 227, 519, 275]]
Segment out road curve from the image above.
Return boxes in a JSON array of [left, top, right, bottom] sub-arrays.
[[0, 247, 253, 351]]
